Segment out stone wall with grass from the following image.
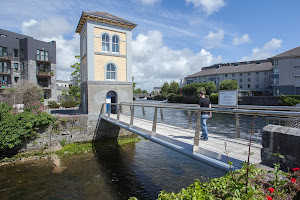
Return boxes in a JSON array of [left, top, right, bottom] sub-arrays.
[[20, 114, 135, 152], [261, 124, 300, 170]]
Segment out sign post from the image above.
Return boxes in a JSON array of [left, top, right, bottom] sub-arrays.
[[218, 90, 240, 138], [218, 90, 238, 107]]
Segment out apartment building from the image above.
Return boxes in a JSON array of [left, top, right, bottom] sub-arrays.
[[270, 46, 300, 95], [183, 60, 272, 95], [0, 29, 57, 100], [183, 46, 300, 95]]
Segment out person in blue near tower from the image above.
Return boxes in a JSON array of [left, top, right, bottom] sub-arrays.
[[198, 90, 212, 141]]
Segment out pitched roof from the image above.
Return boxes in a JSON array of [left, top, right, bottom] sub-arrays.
[[186, 61, 272, 78], [76, 11, 137, 33], [271, 46, 300, 59]]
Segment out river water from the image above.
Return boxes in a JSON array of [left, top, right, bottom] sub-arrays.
[[0, 139, 225, 200], [0, 100, 266, 200]]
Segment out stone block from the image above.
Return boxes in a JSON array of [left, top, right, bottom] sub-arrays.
[[262, 125, 300, 169]]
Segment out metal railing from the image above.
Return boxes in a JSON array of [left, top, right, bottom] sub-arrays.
[[101, 102, 300, 136], [100, 102, 300, 170]]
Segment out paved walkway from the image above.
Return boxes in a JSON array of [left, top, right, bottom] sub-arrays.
[[107, 114, 262, 168]]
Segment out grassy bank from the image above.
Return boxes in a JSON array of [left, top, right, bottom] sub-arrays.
[[0, 137, 141, 163]]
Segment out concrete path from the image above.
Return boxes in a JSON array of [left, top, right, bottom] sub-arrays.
[[108, 114, 262, 168]]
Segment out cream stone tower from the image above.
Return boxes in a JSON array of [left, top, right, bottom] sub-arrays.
[[76, 12, 137, 114]]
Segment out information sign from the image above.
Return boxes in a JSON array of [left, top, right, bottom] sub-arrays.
[[219, 90, 238, 107]]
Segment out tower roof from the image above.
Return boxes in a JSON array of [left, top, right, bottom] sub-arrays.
[[76, 11, 137, 33]]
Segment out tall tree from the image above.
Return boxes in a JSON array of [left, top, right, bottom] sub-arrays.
[[168, 81, 179, 94], [219, 80, 239, 90], [70, 55, 81, 84], [161, 82, 170, 93], [132, 76, 137, 91]]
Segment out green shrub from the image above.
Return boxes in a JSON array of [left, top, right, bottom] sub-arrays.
[[48, 100, 60, 108], [61, 96, 79, 108], [59, 138, 66, 147], [24, 101, 44, 114], [279, 95, 300, 106], [210, 93, 219, 104], [182, 82, 216, 96], [174, 94, 183, 103], [153, 94, 167, 101], [167, 93, 174, 101], [0, 103, 53, 156]]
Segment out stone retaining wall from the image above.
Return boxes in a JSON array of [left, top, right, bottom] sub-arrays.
[[262, 125, 300, 169], [20, 114, 134, 152], [240, 96, 280, 106]]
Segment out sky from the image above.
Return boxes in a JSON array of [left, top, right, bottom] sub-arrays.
[[1, 0, 300, 92]]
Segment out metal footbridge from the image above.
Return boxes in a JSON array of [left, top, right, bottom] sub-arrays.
[[99, 102, 300, 171]]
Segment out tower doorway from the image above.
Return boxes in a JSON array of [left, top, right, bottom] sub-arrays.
[[106, 91, 117, 114]]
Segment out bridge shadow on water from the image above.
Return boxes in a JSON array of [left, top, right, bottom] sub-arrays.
[[91, 117, 163, 200]]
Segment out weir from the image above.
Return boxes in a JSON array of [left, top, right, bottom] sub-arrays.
[[96, 102, 300, 172]]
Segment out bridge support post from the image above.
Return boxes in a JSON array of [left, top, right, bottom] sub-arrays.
[[130, 106, 134, 126], [235, 113, 240, 138], [108, 104, 111, 117], [117, 104, 121, 120], [193, 111, 201, 152], [160, 108, 164, 123], [152, 107, 158, 134], [142, 105, 145, 119], [100, 104, 105, 116], [188, 110, 192, 129]]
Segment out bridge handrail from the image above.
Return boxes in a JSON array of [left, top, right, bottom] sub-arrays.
[[122, 101, 300, 111], [101, 102, 300, 169], [109, 102, 300, 117]]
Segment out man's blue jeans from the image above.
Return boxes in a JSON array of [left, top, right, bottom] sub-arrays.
[[201, 114, 209, 139]]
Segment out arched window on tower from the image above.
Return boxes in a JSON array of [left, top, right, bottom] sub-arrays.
[[102, 33, 109, 52], [112, 35, 119, 53], [106, 63, 116, 80]]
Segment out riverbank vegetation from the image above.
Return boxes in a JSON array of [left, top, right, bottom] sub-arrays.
[[156, 164, 299, 200], [154, 80, 236, 104], [0, 102, 53, 158], [1, 137, 141, 163]]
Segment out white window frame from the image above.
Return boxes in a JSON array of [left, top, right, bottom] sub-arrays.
[[102, 33, 110, 52]]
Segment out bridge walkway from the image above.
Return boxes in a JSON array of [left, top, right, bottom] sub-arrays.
[[103, 113, 262, 169]]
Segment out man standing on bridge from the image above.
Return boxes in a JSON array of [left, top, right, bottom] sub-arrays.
[[198, 90, 212, 141]]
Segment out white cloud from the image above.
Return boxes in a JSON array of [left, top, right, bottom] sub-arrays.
[[233, 34, 250, 45], [239, 38, 282, 61], [140, 0, 161, 5], [203, 30, 224, 49], [186, 0, 225, 15], [21, 18, 79, 81], [132, 30, 222, 92]]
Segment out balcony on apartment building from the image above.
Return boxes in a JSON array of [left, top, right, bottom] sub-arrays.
[[37, 81, 52, 89], [36, 54, 53, 64], [0, 67, 12, 75], [0, 53, 13, 62], [36, 69, 54, 76]]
